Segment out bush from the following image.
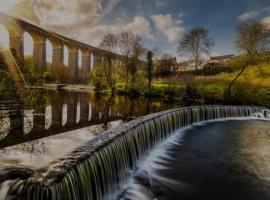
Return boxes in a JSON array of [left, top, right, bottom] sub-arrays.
[[0, 69, 18, 100]]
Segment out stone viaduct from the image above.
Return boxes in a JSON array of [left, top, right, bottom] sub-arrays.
[[0, 11, 125, 84]]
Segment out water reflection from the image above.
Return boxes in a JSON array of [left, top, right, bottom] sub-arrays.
[[0, 90, 184, 148]]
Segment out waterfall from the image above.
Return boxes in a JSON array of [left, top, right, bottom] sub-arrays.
[[6, 105, 270, 200]]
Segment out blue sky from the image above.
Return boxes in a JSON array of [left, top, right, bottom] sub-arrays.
[[100, 0, 270, 58], [1, 0, 270, 60]]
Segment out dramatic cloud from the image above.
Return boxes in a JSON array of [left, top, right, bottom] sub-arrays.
[[79, 16, 153, 45], [30, 0, 102, 30], [151, 14, 185, 42], [238, 11, 259, 22]]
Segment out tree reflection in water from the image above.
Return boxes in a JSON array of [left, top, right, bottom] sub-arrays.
[[0, 90, 184, 148]]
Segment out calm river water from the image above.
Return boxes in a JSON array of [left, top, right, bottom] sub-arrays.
[[0, 90, 186, 148], [119, 120, 270, 200]]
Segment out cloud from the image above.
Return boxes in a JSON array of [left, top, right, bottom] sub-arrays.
[[8, 0, 132, 45], [98, 0, 122, 21], [6, 0, 183, 53], [238, 11, 259, 22], [238, 7, 270, 22], [151, 14, 185, 42], [31, 0, 102, 31], [0, 0, 21, 12], [261, 16, 270, 29], [126, 16, 153, 38], [10, 0, 124, 33], [79, 16, 153, 46], [238, 8, 270, 30], [156, 0, 165, 8]]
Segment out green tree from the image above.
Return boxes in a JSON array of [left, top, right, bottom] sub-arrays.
[[128, 41, 145, 93]]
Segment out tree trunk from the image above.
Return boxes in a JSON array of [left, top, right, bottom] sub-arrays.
[[105, 57, 115, 93], [225, 59, 248, 100], [148, 78, 151, 93], [124, 56, 129, 92]]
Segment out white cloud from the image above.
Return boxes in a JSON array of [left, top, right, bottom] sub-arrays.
[[10, 0, 123, 33], [79, 16, 153, 46], [238, 11, 259, 22], [126, 16, 153, 39], [238, 7, 270, 23], [166, 26, 184, 43], [6, 0, 185, 51], [0, 0, 21, 12], [151, 14, 185, 42], [152, 14, 173, 30], [238, 8, 270, 29], [31, 0, 102, 30], [261, 16, 270, 29]]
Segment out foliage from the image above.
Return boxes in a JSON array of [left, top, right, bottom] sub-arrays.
[[91, 63, 107, 90], [155, 54, 176, 76], [21, 56, 44, 85], [236, 21, 270, 55], [128, 41, 145, 93], [195, 59, 270, 106], [226, 20, 270, 98], [145, 50, 154, 93], [46, 63, 72, 84], [0, 68, 18, 100]]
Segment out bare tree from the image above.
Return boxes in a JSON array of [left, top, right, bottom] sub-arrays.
[[100, 34, 118, 52], [118, 31, 140, 91], [236, 21, 270, 55], [226, 21, 270, 98], [99, 33, 118, 92], [178, 27, 214, 72], [152, 47, 162, 62]]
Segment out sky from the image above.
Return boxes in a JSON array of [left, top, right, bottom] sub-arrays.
[[0, 0, 270, 61]]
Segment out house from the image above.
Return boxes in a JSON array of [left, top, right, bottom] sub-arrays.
[[209, 54, 234, 64], [175, 60, 203, 72]]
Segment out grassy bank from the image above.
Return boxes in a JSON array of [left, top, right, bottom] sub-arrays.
[[195, 61, 270, 107], [106, 60, 270, 107]]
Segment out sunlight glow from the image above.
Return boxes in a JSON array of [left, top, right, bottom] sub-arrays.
[[46, 39, 53, 63], [0, 24, 9, 48], [23, 32, 33, 56], [0, 0, 21, 13], [64, 45, 68, 66], [78, 50, 82, 69]]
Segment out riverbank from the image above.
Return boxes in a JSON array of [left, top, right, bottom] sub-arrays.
[[109, 61, 270, 107]]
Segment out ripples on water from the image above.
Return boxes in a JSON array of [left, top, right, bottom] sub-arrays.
[[119, 120, 270, 200]]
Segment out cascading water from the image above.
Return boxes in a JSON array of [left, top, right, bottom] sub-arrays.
[[5, 105, 270, 200]]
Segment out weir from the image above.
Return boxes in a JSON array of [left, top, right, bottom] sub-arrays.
[[4, 105, 270, 200]]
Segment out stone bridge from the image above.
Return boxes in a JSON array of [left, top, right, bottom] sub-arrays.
[[0, 11, 125, 84]]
